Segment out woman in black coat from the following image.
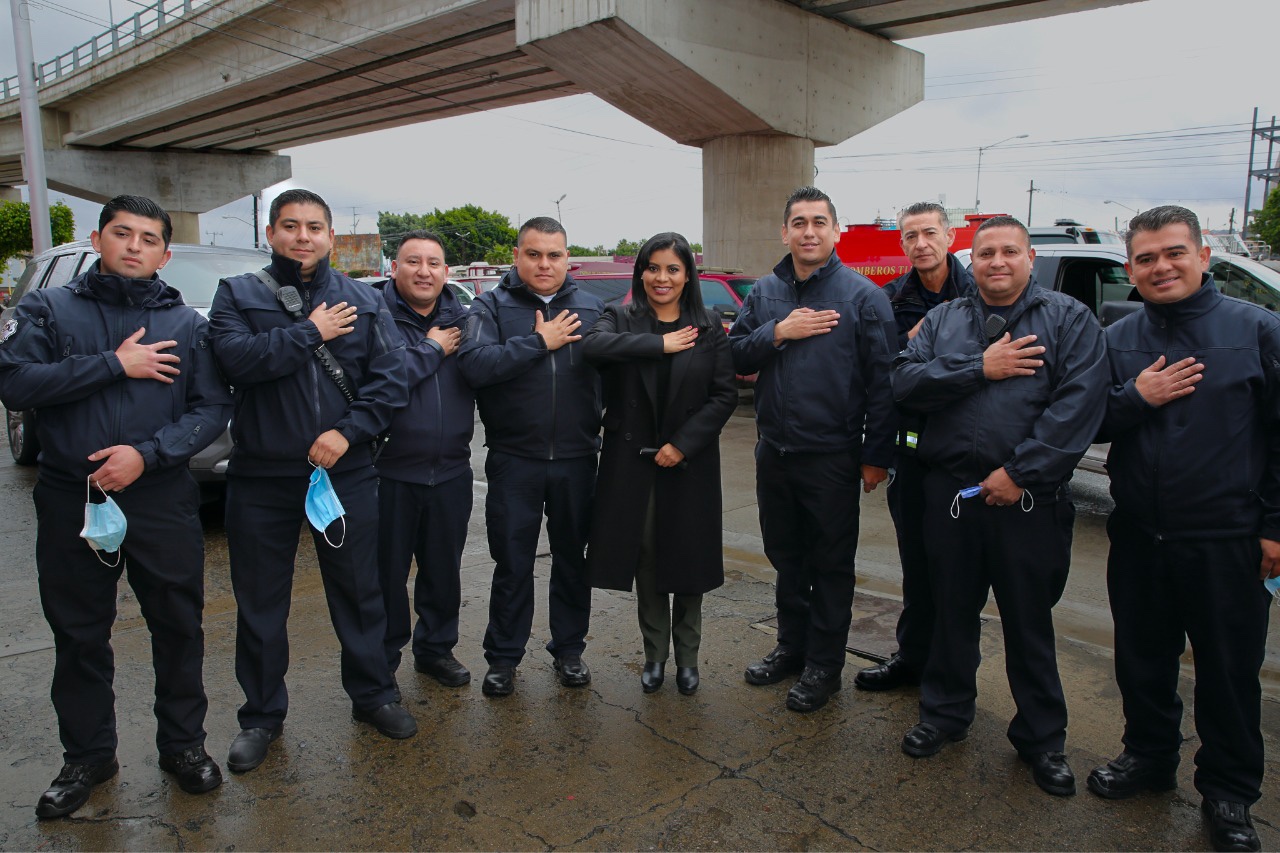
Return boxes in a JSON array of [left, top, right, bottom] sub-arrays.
[[583, 232, 737, 694]]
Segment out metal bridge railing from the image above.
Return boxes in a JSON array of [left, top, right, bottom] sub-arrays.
[[1, 0, 201, 104]]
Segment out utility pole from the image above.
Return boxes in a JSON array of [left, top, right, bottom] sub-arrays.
[[1243, 108, 1280, 239], [349, 206, 361, 235], [10, 0, 52, 255], [1026, 179, 1037, 226], [205, 230, 222, 246]]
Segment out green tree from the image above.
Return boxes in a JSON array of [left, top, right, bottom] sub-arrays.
[[378, 205, 517, 267], [1250, 186, 1280, 252], [568, 243, 608, 257], [484, 244, 513, 265], [0, 201, 75, 266], [613, 238, 644, 256]]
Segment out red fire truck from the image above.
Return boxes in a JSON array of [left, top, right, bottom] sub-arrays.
[[835, 213, 1008, 285]]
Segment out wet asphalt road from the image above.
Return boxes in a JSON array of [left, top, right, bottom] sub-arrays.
[[1, 402, 1278, 850]]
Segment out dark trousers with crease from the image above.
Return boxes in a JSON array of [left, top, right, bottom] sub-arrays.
[[376, 472, 472, 672], [755, 442, 861, 672], [888, 452, 933, 671], [482, 451, 595, 667], [919, 469, 1073, 754], [35, 474, 208, 763], [1107, 513, 1269, 804], [226, 466, 397, 729]]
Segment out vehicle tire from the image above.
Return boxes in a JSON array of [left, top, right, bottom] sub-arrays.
[[7, 408, 39, 465]]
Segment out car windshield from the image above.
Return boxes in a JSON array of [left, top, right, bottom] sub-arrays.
[[162, 251, 265, 307], [728, 277, 757, 299]]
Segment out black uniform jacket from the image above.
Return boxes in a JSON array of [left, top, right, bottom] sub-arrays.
[[0, 262, 232, 489], [892, 279, 1108, 498], [1101, 276, 1280, 541], [728, 252, 898, 464], [582, 304, 737, 595], [374, 280, 475, 487], [881, 253, 975, 351], [457, 269, 604, 460], [208, 254, 406, 478]]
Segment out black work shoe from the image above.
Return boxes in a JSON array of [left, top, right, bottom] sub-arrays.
[[1086, 751, 1178, 799], [744, 646, 805, 685], [676, 666, 700, 695], [1202, 799, 1261, 852], [352, 701, 417, 739], [641, 661, 665, 693], [853, 654, 921, 691], [158, 746, 223, 794], [901, 722, 968, 758], [785, 666, 841, 712], [226, 726, 282, 773], [415, 654, 471, 687], [35, 758, 119, 819], [1020, 750, 1077, 796], [482, 664, 515, 697], [554, 655, 592, 687]]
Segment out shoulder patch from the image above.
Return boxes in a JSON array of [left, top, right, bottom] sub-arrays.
[[0, 318, 17, 345]]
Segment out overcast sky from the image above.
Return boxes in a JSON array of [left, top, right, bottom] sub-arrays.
[[2, 0, 1275, 251]]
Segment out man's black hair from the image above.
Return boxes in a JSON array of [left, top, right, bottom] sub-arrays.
[[783, 186, 837, 224], [974, 215, 1030, 247], [397, 229, 447, 260], [517, 216, 567, 246], [98, 195, 173, 247], [269, 188, 333, 228], [1125, 205, 1203, 255]]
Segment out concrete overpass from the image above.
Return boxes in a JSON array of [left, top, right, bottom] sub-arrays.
[[1, 0, 1138, 272]]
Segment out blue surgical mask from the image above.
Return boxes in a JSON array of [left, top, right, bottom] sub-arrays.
[[306, 464, 346, 548], [80, 476, 125, 566]]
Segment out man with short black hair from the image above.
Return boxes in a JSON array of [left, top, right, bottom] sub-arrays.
[[209, 187, 414, 773], [374, 230, 475, 688], [0, 195, 232, 817], [730, 186, 898, 713], [892, 216, 1107, 796], [1087, 205, 1280, 852], [458, 217, 604, 697], [855, 201, 973, 693]]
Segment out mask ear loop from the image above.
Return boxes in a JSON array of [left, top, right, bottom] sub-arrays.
[[321, 517, 346, 550], [85, 476, 123, 568], [1020, 490, 1035, 512], [951, 492, 962, 519]]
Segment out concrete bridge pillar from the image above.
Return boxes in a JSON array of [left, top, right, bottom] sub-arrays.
[[516, 0, 923, 274], [42, 148, 289, 244]]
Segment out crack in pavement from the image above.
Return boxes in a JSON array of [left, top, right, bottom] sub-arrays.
[[63, 813, 185, 849], [488, 811, 552, 851]]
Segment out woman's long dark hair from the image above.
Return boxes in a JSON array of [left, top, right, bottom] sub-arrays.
[[627, 232, 707, 324]]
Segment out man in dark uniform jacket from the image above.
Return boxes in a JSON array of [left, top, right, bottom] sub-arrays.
[[855, 201, 973, 693], [729, 186, 898, 713], [892, 216, 1107, 797], [0, 196, 232, 817], [457, 217, 604, 697], [1087, 206, 1280, 853], [209, 189, 413, 773], [374, 230, 475, 688]]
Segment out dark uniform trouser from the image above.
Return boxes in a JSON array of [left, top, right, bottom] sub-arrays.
[[1107, 514, 1269, 804], [755, 442, 861, 672], [482, 451, 595, 667], [226, 466, 396, 729], [919, 469, 1073, 753], [888, 452, 933, 670], [635, 490, 702, 667], [376, 472, 473, 672], [35, 475, 208, 763]]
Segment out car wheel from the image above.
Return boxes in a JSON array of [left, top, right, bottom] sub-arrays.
[[7, 408, 39, 465]]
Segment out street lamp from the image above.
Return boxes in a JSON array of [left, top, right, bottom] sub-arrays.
[[553, 194, 567, 223], [222, 214, 259, 249], [975, 133, 1028, 210], [1104, 200, 1140, 231]]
